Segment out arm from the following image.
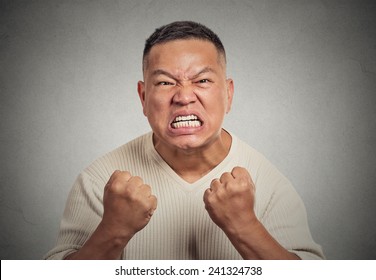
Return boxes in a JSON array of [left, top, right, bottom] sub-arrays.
[[65, 221, 132, 260], [204, 167, 299, 260], [65, 170, 157, 260], [218, 216, 300, 260]]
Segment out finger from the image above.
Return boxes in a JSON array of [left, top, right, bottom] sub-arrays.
[[203, 188, 212, 205], [115, 171, 133, 186], [231, 166, 253, 183], [105, 170, 121, 187], [203, 188, 209, 202], [231, 167, 256, 193], [219, 172, 233, 183], [231, 166, 247, 178], [139, 184, 152, 197], [152, 195, 157, 209], [209, 178, 221, 191], [149, 195, 158, 215], [105, 170, 124, 191], [128, 175, 144, 187], [108, 170, 132, 185], [120, 171, 132, 181], [105, 171, 133, 193]]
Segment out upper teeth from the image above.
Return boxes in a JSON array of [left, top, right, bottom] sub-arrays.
[[174, 115, 198, 122]]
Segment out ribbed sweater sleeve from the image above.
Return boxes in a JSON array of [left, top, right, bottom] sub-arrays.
[[44, 172, 104, 259]]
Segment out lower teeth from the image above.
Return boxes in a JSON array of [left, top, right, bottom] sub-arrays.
[[172, 120, 201, 128]]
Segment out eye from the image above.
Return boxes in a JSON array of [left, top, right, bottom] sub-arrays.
[[157, 81, 175, 86], [197, 79, 210, 84]]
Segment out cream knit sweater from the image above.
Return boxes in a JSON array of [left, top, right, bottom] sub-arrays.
[[45, 132, 324, 259]]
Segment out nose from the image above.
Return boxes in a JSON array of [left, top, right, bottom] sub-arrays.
[[172, 85, 197, 106]]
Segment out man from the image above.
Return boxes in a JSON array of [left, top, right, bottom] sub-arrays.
[[45, 21, 324, 260]]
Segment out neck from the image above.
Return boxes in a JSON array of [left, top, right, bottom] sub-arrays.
[[154, 130, 232, 183]]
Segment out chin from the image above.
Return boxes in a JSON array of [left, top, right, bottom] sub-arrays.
[[170, 136, 203, 149]]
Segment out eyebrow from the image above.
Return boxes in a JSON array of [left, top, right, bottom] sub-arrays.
[[151, 67, 216, 80]]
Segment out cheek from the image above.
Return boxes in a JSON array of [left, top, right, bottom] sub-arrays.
[[143, 95, 170, 118], [207, 90, 229, 111]]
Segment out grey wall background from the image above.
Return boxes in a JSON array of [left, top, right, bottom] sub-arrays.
[[1, 0, 375, 260]]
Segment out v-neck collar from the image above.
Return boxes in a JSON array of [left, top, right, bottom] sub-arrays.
[[146, 130, 238, 193]]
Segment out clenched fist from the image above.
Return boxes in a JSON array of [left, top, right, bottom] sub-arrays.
[[203, 167, 257, 236], [65, 170, 157, 259], [102, 170, 157, 240]]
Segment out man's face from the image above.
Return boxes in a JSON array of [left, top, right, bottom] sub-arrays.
[[138, 39, 234, 151]]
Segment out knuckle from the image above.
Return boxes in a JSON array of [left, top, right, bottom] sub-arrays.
[[219, 172, 231, 182], [203, 189, 211, 201], [150, 195, 157, 206], [139, 199, 149, 209], [142, 196, 157, 211], [121, 171, 132, 180], [210, 179, 220, 190], [113, 169, 121, 174], [130, 176, 144, 186], [206, 191, 218, 204], [232, 166, 245, 176], [132, 175, 142, 181], [142, 183, 151, 192], [109, 180, 124, 193], [204, 197, 213, 210], [113, 170, 130, 178]]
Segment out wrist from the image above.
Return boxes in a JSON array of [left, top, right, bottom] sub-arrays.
[[96, 221, 134, 248], [224, 214, 260, 239], [66, 222, 132, 260], [71, 222, 133, 260]]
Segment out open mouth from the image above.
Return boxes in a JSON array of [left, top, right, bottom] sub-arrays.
[[171, 114, 203, 128]]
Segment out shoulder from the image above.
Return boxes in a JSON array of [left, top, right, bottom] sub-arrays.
[[229, 132, 297, 203], [80, 132, 153, 185], [230, 133, 288, 184]]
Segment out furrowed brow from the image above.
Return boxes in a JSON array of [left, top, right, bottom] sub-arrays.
[[151, 69, 176, 80], [191, 67, 216, 79], [150, 67, 216, 81]]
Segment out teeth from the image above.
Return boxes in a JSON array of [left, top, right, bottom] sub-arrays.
[[174, 115, 198, 122], [172, 115, 202, 128], [172, 120, 201, 128]]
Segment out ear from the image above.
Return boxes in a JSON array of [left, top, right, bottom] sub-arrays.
[[137, 81, 147, 116], [225, 78, 234, 113]]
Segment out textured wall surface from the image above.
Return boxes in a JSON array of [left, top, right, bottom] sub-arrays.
[[1, 0, 375, 259]]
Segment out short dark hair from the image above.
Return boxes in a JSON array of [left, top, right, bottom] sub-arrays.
[[143, 21, 226, 70]]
